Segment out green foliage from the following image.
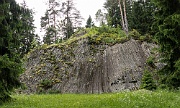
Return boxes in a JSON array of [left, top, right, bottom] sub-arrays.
[[0, 55, 23, 104], [41, 0, 82, 42], [87, 26, 127, 45], [146, 56, 156, 68], [1, 90, 180, 107], [153, 0, 180, 89], [131, 0, 156, 34], [104, 0, 133, 29], [43, 27, 56, 45], [18, 1, 39, 57], [65, 19, 74, 39], [140, 34, 154, 43], [128, 29, 141, 40], [85, 15, 93, 28], [141, 69, 157, 90], [32, 26, 154, 57], [104, 0, 155, 34], [39, 79, 53, 90], [104, 0, 121, 27], [165, 59, 180, 89], [0, 0, 24, 104]]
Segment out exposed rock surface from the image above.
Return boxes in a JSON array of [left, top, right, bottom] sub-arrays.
[[20, 39, 158, 94]]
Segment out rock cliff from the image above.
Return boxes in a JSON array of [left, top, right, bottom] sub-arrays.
[[19, 30, 158, 94]]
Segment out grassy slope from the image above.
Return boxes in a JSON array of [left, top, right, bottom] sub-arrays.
[[1, 90, 180, 108]]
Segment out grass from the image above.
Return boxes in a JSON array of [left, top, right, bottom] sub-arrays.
[[1, 90, 180, 108]]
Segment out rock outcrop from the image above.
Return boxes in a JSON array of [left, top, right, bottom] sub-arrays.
[[20, 38, 158, 94]]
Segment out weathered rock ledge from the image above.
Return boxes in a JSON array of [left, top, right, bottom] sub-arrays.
[[19, 38, 158, 94]]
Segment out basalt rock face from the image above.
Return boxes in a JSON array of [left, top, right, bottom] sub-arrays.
[[20, 39, 157, 94]]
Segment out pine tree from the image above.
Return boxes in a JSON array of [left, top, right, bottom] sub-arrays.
[[61, 0, 82, 39], [153, 0, 180, 89], [41, 0, 82, 41], [41, 0, 60, 44], [0, 0, 23, 103], [86, 15, 93, 28]]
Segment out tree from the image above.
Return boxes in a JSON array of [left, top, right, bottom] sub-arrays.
[[85, 15, 93, 28], [140, 69, 156, 90], [153, 0, 180, 89], [41, 0, 60, 44], [104, 0, 121, 27], [61, 0, 83, 39], [95, 9, 106, 26], [19, 0, 38, 57], [104, 0, 132, 34], [118, 0, 129, 35], [43, 26, 57, 44], [125, 0, 133, 30], [41, 0, 82, 41], [131, 0, 155, 34], [0, 0, 24, 103]]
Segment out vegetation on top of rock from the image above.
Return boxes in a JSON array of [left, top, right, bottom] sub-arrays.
[[23, 26, 156, 66], [27, 26, 154, 56]]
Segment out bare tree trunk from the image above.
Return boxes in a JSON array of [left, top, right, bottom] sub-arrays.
[[123, 0, 128, 35], [118, 0, 125, 30], [54, 12, 57, 42], [66, 0, 70, 39], [118, 0, 129, 36]]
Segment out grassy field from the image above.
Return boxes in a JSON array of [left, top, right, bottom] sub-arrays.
[[1, 90, 180, 108]]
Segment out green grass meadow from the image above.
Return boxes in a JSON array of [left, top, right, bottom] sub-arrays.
[[1, 90, 180, 108]]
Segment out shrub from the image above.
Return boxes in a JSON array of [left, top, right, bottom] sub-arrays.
[[87, 26, 126, 45], [39, 79, 53, 90], [128, 29, 141, 40], [140, 69, 157, 90], [146, 56, 156, 68]]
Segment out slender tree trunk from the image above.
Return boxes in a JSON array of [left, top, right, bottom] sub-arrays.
[[119, 0, 129, 36], [66, 0, 70, 39], [53, 11, 56, 42], [119, 0, 125, 30], [123, 0, 128, 35]]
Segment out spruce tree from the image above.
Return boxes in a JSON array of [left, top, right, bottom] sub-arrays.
[[0, 0, 23, 103], [140, 69, 156, 90], [86, 15, 93, 28], [19, 0, 37, 57], [131, 0, 155, 34], [153, 0, 180, 89], [104, 0, 121, 27]]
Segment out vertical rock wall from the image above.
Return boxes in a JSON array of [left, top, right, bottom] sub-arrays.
[[20, 39, 157, 94]]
